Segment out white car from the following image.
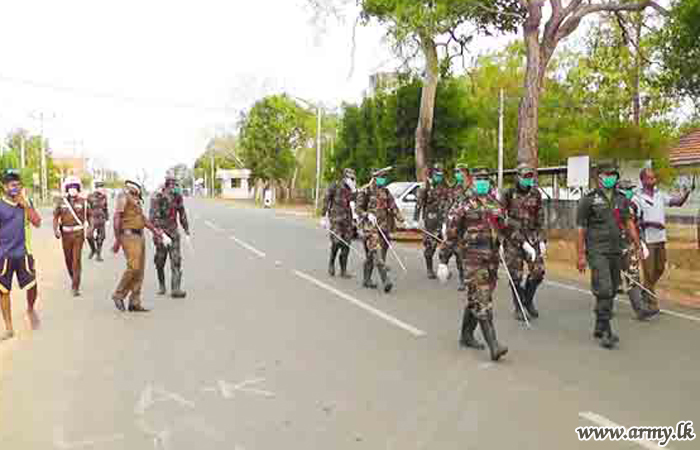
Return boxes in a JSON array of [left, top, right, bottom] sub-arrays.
[[386, 181, 423, 230]]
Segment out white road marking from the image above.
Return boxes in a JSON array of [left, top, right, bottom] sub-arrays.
[[204, 220, 223, 232], [135, 384, 195, 416], [579, 412, 673, 450], [545, 280, 700, 323], [136, 419, 171, 449], [229, 236, 266, 258], [203, 378, 275, 399], [53, 427, 125, 449], [293, 270, 426, 337]]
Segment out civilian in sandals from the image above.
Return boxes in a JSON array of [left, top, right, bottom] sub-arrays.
[[0, 169, 42, 341], [111, 180, 163, 313], [53, 176, 90, 297]]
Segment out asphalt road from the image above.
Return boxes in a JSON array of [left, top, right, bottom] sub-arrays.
[[1, 198, 698, 449]]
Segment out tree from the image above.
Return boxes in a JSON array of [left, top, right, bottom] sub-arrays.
[[655, 0, 700, 104], [512, 0, 667, 168]]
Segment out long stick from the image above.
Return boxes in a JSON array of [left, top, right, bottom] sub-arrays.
[[621, 270, 659, 300], [327, 228, 363, 258], [376, 223, 408, 273], [499, 247, 531, 329], [419, 228, 445, 244]]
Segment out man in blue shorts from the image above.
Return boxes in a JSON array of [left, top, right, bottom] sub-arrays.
[[0, 169, 42, 341]]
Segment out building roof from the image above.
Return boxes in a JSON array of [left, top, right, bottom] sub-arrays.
[[669, 129, 700, 167]]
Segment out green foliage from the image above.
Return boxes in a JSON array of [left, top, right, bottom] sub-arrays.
[[2, 129, 61, 196]]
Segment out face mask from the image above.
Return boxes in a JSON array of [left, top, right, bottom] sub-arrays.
[[375, 177, 387, 187], [454, 172, 464, 184], [519, 177, 535, 188], [68, 188, 79, 197], [432, 174, 443, 184], [173, 187, 182, 196], [7, 187, 21, 197], [601, 175, 618, 189], [473, 179, 490, 195], [623, 190, 634, 200]]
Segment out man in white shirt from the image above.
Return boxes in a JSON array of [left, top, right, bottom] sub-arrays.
[[634, 168, 693, 314]]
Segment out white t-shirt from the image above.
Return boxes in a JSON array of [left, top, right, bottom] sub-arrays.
[[633, 188, 672, 244]]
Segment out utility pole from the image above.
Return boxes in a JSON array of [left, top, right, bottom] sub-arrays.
[[315, 106, 322, 211], [210, 152, 215, 198], [20, 134, 26, 168], [497, 89, 505, 195], [30, 111, 55, 203]]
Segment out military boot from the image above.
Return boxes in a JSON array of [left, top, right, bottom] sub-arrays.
[[523, 278, 541, 319], [599, 320, 619, 349], [378, 264, 393, 293], [478, 311, 508, 361], [628, 287, 652, 321], [339, 251, 353, 279], [510, 280, 527, 322], [171, 268, 187, 298], [593, 315, 605, 339], [87, 238, 96, 260], [95, 249, 104, 262], [363, 260, 377, 289], [425, 255, 437, 280], [157, 267, 167, 296], [328, 243, 339, 277], [460, 308, 485, 350]]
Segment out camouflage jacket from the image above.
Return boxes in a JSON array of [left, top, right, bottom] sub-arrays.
[[446, 193, 508, 253], [448, 184, 471, 209], [87, 191, 109, 225], [621, 200, 640, 248], [414, 183, 451, 228], [502, 186, 545, 244], [357, 185, 404, 232], [322, 181, 356, 226], [149, 189, 189, 236]]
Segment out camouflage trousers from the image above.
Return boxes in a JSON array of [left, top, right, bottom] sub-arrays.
[[154, 233, 182, 276], [422, 225, 443, 258], [621, 245, 641, 291], [439, 239, 463, 265], [462, 249, 499, 319], [86, 223, 107, 251], [329, 221, 355, 248], [504, 239, 545, 283], [363, 228, 389, 270]]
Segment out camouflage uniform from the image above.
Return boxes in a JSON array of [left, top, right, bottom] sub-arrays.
[[149, 179, 190, 298], [321, 168, 357, 278], [86, 187, 109, 261], [439, 164, 471, 291], [445, 167, 508, 361], [503, 164, 546, 320], [357, 168, 405, 293], [414, 164, 452, 279]]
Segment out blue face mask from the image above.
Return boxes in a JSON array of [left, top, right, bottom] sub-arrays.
[[601, 175, 618, 189], [473, 179, 490, 195], [519, 177, 535, 188], [7, 187, 21, 197], [454, 172, 464, 184], [375, 177, 387, 187]]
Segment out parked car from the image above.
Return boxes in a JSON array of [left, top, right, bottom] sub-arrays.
[[386, 181, 422, 230]]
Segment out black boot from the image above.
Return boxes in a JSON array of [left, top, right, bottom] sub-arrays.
[[628, 287, 653, 321], [478, 311, 508, 361], [363, 260, 377, 289], [425, 255, 436, 280], [95, 249, 104, 262], [456, 258, 466, 292], [510, 279, 527, 322], [87, 238, 96, 260], [171, 268, 187, 298], [378, 264, 393, 293], [339, 249, 353, 279], [523, 278, 541, 319], [599, 320, 619, 349], [460, 308, 485, 350], [157, 267, 167, 296], [328, 243, 340, 277]]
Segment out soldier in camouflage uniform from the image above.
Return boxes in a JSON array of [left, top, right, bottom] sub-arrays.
[[502, 163, 546, 321], [618, 179, 654, 321], [438, 163, 471, 291], [414, 163, 451, 280], [356, 167, 405, 293], [321, 168, 357, 279], [576, 160, 642, 349], [445, 167, 508, 362], [86, 181, 109, 262], [149, 173, 190, 298]]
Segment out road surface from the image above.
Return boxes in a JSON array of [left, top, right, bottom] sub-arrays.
[[1, 199, 698, 449]]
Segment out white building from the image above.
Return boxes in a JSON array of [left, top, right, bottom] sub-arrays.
[[217, 169, 253, 199]]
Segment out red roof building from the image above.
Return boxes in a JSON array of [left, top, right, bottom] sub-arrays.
[[669, 129, 700, 168]]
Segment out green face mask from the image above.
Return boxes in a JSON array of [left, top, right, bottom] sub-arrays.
[[454, 172, 464, 184], [473, 179, 490, 195], [601, 175, 618, 189], [375, 177, 387, 187], [432, 174, 443, 184], [519, 177, 535, 188], [173, 187, 182, 195], [623, 189, 634, 200]]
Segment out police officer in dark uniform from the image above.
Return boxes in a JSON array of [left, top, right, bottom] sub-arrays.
[[576, 160, 642, 349]]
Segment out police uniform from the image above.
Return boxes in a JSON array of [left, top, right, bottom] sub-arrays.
[[503, 163, 546, 320], [86, 184, 109, 261], [414, 164, 451, 279], [445, 167, 508, 361], [321, 168, 357, 278], [356, 168, 405, 293], [150, 178, 189, 298], [112, 182, 150, 312], [53, 185, 90, 296]]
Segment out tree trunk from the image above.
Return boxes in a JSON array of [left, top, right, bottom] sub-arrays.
[[517, 25, 542, 168], [415, 34, 439, 181], [632, 12, 643, 126]]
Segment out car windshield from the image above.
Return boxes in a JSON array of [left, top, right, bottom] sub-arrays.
[[387, 182, 414, 198]]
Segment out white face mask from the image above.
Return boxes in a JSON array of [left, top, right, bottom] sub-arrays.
[[68, 188, 79, 197], [345, 178, 356, 192]]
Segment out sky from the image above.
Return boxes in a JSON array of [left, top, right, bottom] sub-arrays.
[[0, 0, 548, 190]]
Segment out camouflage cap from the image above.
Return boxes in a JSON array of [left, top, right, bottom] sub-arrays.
[[454, 163, 469, 172], [618, 179, 636, 190], [428, 162, 444, 175], [94, 180, 105, 187], [517, 162, 536, 175], [342, 168, 356, 179], [471, 166, 491, 178], [371, 166, 392, 178], [596, 159, 620, 174], [2, 168, 21, 184]]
